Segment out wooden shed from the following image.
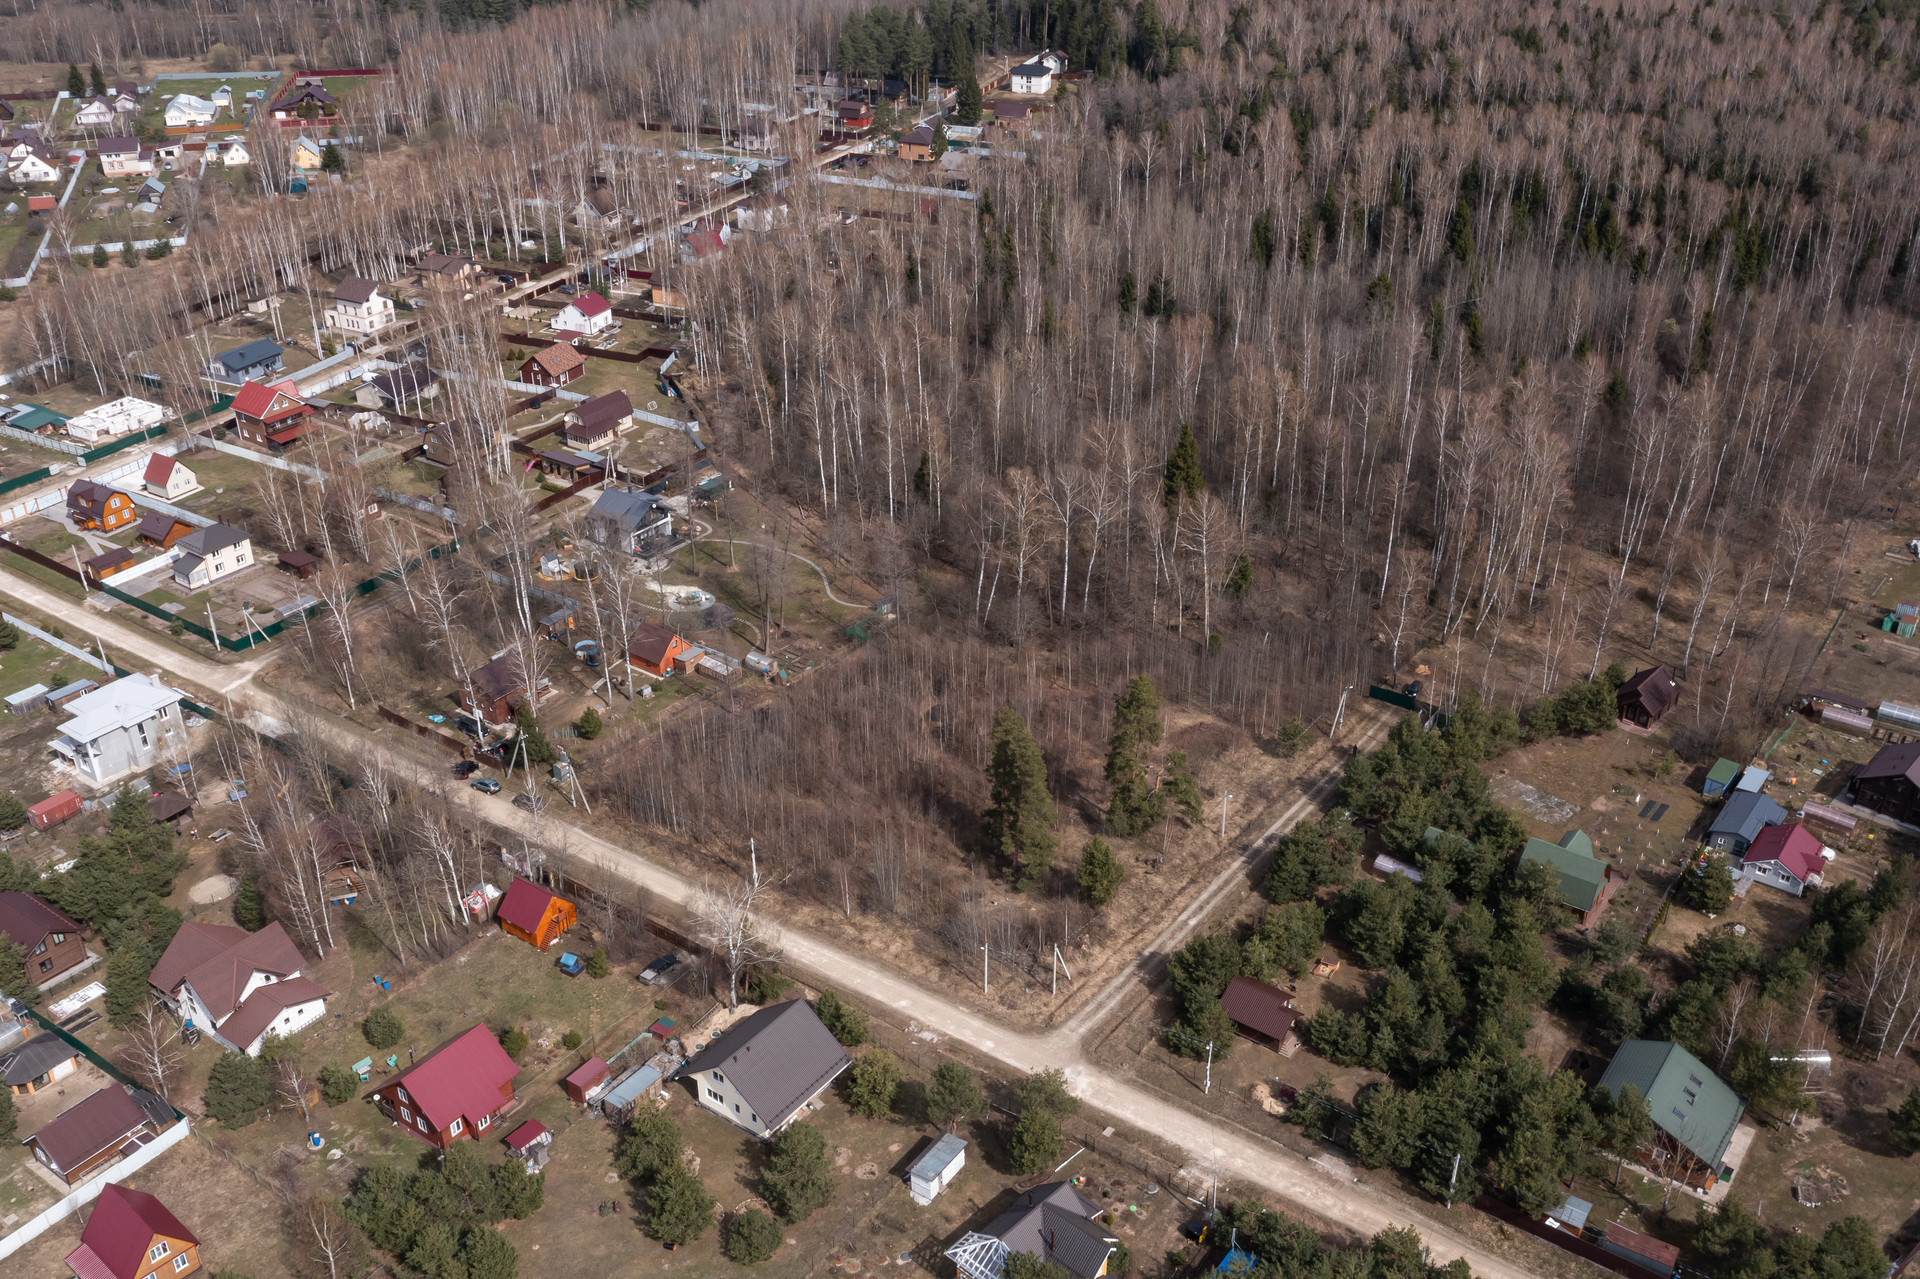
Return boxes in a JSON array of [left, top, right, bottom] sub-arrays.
[[495, 877, 575, 951], [563, 1056, 610, 1104]]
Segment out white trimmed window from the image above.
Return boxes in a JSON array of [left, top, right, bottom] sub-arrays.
[[173, 1253, 192, 1272], [449, 1118, 464, 1136], [149, 1242, 171, 1262], [477, 1114, 490, 1130]]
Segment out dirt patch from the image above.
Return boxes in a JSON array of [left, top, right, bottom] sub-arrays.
[[189, 872, 237, 903]]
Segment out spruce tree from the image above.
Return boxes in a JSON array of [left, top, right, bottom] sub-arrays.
[[0, 794, 26, 832], [233, 876, 266, 930], [646, 1165, 715, 1246], [981, 706, 1056, 890], [953, 33, 983, 124], [89, 63, 106, 97], [760, 1121, 833, 1223], [1892, 1088, 1920, 1155], [67, 64, 84, 96], [1077, 838, 1124, 906], [1162, 422, 1204, 507], [0, 939, 31, 1006], [1103, 675, 1163, 835], [923, 1061, 984, 1128]]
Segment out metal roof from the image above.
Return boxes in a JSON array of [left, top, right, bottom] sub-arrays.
[[1599, 1040, 1743, 1170], [908, 1133, 967, 1182]]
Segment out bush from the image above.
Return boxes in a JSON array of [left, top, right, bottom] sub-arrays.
[[562, 1030, 583, 1051], [586, 950, 611, 979], [814, 989, 868, 1045], [91, 244, 108, 269], [744, 969, 791, 1003], [500, 1027, 529, 1058], [846, 1048, 900, 1118], [1274, 714, 1311, 756], [204, 1051, 271, 1125], [1076, 837, 1124, 906], [760, 1121, 833, 1223], [363, 1006, 403, 1049], [576, 707, 602, 739], [206, 42, 243, 71], [0, 794, 26, 831], [724, 1208, 782, 1264], [145, 241, 171, 260], [320, 1063, 359, 1106]]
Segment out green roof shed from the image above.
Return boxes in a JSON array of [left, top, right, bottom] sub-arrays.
[[1520, 830, 1608, 912], [1599, 1039, 1744, 1171], [1704, 758, 1741, 796]]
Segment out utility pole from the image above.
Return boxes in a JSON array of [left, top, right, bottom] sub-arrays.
[[1330, 684, 1353, 737], [1445, 1152, 1461, 1208], [981, 944, 988, 994], [749, 837, 758, 888], [1203, 1040, 1214, 1094], [1220, 793, 1233, 837]]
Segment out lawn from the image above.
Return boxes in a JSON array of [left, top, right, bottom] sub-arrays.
[[0, 630, 87, 704], [0, 547, 83, 598]]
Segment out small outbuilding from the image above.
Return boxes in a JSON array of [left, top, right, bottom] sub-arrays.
[[564, 1056, 610, 1104], [495, 877, 576, 951], [599, 1064, 662, 1120], [1218, 976, 1297, 1050], [1702, 758, 1740, 797], [1617, 665, 1677, 728], [0, 1030, 81, 1095], [908, 1133, 967, 1205]]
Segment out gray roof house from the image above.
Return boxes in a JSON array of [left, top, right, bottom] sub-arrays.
[[669, 1000, 850, 1138], [946, 1182, 1119, 1279], [172, 523, 253, 590], [49, 673, 186, 787], [587, 488, 672, 555], [1705, 791, 1786, 854], [208, 338, 283, 382], [0, 1031, 81, 1094]]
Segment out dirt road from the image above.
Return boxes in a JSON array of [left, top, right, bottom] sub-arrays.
[[0, 567, 1541, 1279]]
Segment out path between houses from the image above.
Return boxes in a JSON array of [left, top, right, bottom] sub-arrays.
[[0, 564, 1541, 1279]]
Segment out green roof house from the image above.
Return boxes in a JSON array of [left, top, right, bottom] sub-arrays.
[[1703, 758, 1741, 797], [1519, 829, 1616, 925], [4, 403, 67, 433], [1599, 1040, 1745, 1190]]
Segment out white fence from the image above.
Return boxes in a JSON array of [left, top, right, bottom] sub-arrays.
[[0, 1117, 191, 1260]]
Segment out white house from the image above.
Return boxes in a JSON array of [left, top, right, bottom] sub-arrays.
[[97, 136, 153, 178], [163, 94, 218, 128], [324, 277, 396, 335], [7, 148, 58, 184], [148, 921, 329, 1056], [72, 98, 114, 129], [670, 1000, 850, 1139], [1036, 50, 1069, 74], [211, 85, 233, 109], [63, 396, 170, 444], [218, 137, 250, 167], [49, 673, 185, 787], [171, 523, 252, 589], [1009, 62, 1053, 94], [1739, 822, 1835, 898], [552, 290, 615, 336], [142, 452, 197, 500]]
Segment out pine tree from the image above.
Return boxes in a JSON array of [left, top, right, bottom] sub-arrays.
[[1104, 675, 1164, 835], [0, 939, 31, 1006], [760, 1121, 833, 1223], [233, 876, 266, 930], [1161, 751, 1204, 826], [924, 1061, 985, 1128], [363, 1006, 404, 1049], [0, 1083, 13, 1142], [321, 143, 346, 174], [814, 988, 870, 1045], [89, 63, 105, 97], [204, 1051, 271, 1125], [953, 31, 983, 124], [0, 619, 19, 648], [320, 1063, 359, 1105], [1162, 422, 1204, 507], [1891, 1088, 1920, 1154], [104, 943, 152, 1025], [1448, 197, 1475, 262], [576, 707, 602, 739], [1007, 1107, 1062, 1174], [981, 706, 1057, 889], [0, 794, 25, 832], [92, 244, 108, 269], [1250, 209, 1276, 269], [846, 1048, 900, 1117], [513, 704, 555, 765], [615, 1105, 684, 1181], [67, 64, 84, 96], [725, 1208, 782, 1264], [646, 1165, 716, 1246], [931, 120, 948, 158], [1117, 271, 1137, 313], [1226, 553, 1253, 599]]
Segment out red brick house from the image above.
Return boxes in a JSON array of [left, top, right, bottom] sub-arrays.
[[519, 342, 585, 387], [230, 379, 314, 449], [65, 1182, 201, 1279], [371, 1024, 519, 1149], [66, 480, 137, 532]]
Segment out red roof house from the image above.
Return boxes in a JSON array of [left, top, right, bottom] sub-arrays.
[[564, 1056, 610, 1104], [1219, 976, 1299, 1049], [230, 379, 314, 449], [65, 1182, 201, 1279], [495, 877, 576, 951], [370, 1024, 519, 1149], [553, 291, 614, 337], [1741, 822, 1832, 897], [147, 921, 329, 1056]]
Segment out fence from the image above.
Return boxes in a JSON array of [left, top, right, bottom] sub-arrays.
[[0, 1118, 191, 1260], [61, 236, 188, 257], [0, 466, 54, 497]]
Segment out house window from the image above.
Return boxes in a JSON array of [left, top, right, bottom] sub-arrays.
[[711, 1070, 723, 1082], [50, 933, 64, 945], [137, 721, 150, 748], [478, 1114, 490, 1130], [32, 941, 44, 956], [400, 1107, 411, 1122], [734, 1103, 741, 1114], [707, 1088, 724, 1104], [397, 1088, 409, 1102], [149, 1241, 171, 1262], [1672, 1107, 1687, 1121], [172, 1253, 192, 1272], [450, 1118, 464, 1136], [38, 959, 51, 973]]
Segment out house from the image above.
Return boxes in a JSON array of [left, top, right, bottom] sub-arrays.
[[6, 402, 68, 433], [0, 101, 12, 123], [25, 1085, 171, 1185], [457, 652, 550, 726], [1009, 62, 1054, 93], [269, 83, 338, 120], [0, 892, 89, 988], [735, 194, 789, 233], [587, 487, 672, 554], [97, 136, 152, 178], [50, 674, 186, 787], [210, 84, 232, 109], [416, 252, 480, 279], [65, 1175, 200, 1275], [1702, 758, 1740, 797], [908, 1133, 967, 1205], [991, 99, 1037, 134], [1740, 823, 1833, 897], [518, 342, 585, 387], [1733, 766, 1769, 793], [149, 921, 328, 1056], [135, 511, 193, 550], [288, 135, 329, 173], [737, 117, 778, 153], [84, 547, 137, 582], [647, 268, 687, 309], [573, 187, 622, 229], [171, 524, 252, 589], [536, 450, 598, 483], [834, 101, 873, 133], [371, 1024, 519, 1149], [323, 277, 396, 336], [1599, 1040, 1745, 1190], [494, 878, 576, 951], [217, 137, 249, 166], [563, 389, 633, 451], [900, 124, 937, 162], [230, 379, 314, 448], [1, 1031, 80, 1095], [1219, 976, 1297, 1050], [1035, 50, 1069, 73], [630, 621, 695, 676], [162, 95, 217, 128], [7, 144, 58, 184], [1617, 665, 1678, 728], [66, 480, 138, 532], [1519, 829, 1619, 926], [359, 362, 438, 411], [1846, 740, 1920, 823], [142, 453, 197, 500], [670, 1000, 852, 1138], [66, 397, 169, 444], [208, 338, 283, 383], [74, 98, 115, 129], [552, 291, 615, 336], [946, 1182, 1119, 1279], [681, 225, 725, 261], [46, 679, 100, 710], [1705, 791, 1786, 854]]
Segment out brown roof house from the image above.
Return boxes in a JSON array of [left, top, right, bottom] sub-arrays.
[[562, 389, 633, 452], [135, 511, 193, 550], [148, 921, 328, 1057], [1, 1030, 82, 1095], [629, 620, 695, 677], [25, 1085, 173, 1186], [457, 651, 551, 726], [1617, 665, 1677, 729], [1219, 976, 1298, 1050], [65, 1182, 202, 1279], [0, 891, 92, 990], [518, 341, 585, 388], [1848, 741, 1920, 824]]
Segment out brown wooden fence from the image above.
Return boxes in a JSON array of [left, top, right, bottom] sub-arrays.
[[1471, 1197, 1659, 1279], [375, 704, 497, 765], [0, 534, 84, 582]]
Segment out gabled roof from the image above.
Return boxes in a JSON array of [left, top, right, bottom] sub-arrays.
[[371, 362, 435, 401], [96, 137, 138, 155], [85, 547, 136, 576], [670, 1000, 851, 1131], [1219, 976, 1296, 1042], [149, 920, 305, 1020], [136, 510, 189, 541], [573, 389, 632, 431], [1618, 665, 1677, 717], [1741, 822, 1828, 882], [231, 378, 306, 422], [563, 291, 610, 318], [58, 674, 182, 745], [470, 651, 543, 705], [1599, 1039, 1743, 1170], [175, 522, 249, 558], [589, 487, 668, 531], [216, 337, 281, 373], [0, 891, 82, 950], [0, 1031, 80, 1086], [66, 478, 125, 513], [524, 342, 585, 377], [379, 1024, 518, 1132], [334, 276, 380, 304], [975, 1182, 1112, 1279], [147, 791, 191, 823], [142, 453, 177, 486], [216, 975, 330, 1051], [496, 878, 562, 933], [25, 1086, 156, 1174], [905, 125, 935, 145], [1519, 830, 1609, 912], [66, 1183, 198, 1279], [1708, 791, 1786, 842], [630, 621, 688, 666], [1855, 740, 1920, 786]]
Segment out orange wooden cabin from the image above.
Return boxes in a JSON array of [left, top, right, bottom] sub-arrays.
[[495, 877, 575, 951]]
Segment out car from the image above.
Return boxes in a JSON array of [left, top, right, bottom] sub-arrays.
[[1402, 680, 1423, 697], [497, 273, 516, 286], [556, 283, 576, 294], [639, 954, 679, 984], [453, 760, 479, 778], [512, 792, 543, 812], [470, 777, 502, 794], [209, 828, 231, 842]]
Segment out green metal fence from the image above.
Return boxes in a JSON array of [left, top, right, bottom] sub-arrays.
[[79, 423, 171, 464], [180, 394, 234, 426], [0, 465, 54, 497]]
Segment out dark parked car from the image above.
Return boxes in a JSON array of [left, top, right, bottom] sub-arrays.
[[497, 273, 516, 285], [512, 792, 543, 812], [1402, 680, 1423, 697], [453, 760, 479, 778], [556, 283, 576, 294], [639, 955, 679, 985], [470, 777, 502, 794]]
